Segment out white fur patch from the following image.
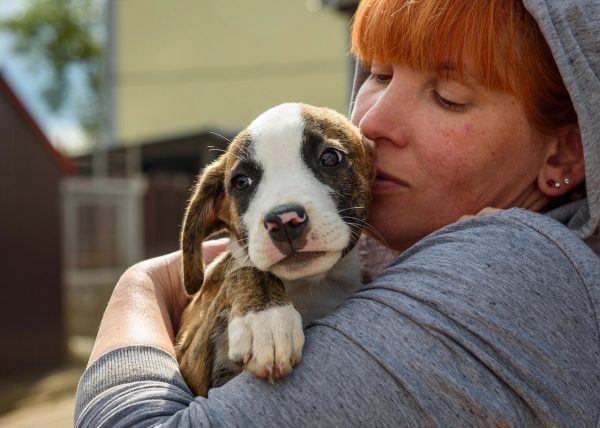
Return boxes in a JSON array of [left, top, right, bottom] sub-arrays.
[[282, 246, 363, 326], [241, 103, 350, 279], [228, 305, 304, 380]]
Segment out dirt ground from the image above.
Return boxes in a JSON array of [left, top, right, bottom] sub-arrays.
[[0, 337, 92, 428]]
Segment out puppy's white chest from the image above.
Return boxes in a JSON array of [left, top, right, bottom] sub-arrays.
[[283, 247, 362, 325]]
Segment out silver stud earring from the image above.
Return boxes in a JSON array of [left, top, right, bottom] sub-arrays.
[[547, 179, 561, 188], [564, 178, 571, 185]]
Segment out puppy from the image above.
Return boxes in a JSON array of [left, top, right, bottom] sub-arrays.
[[175, 103, 375, 396]]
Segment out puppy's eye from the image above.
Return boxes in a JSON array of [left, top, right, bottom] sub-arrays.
[[318, 148, 343, 167], [231, 174, 253, 191]]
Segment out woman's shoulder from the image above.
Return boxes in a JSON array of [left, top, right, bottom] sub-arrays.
[[411, 207, 600, 276], [369, 207, 600, 323], [333, 209, 600, 424]]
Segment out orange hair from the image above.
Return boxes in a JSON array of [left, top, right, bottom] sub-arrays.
[[351, 0, 577, 135]]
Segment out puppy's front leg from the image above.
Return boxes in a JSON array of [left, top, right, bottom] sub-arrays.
[[226, 267, 304, 382]]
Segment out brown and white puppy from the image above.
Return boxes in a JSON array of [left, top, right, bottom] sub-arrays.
[[175, 103, 375, 396]]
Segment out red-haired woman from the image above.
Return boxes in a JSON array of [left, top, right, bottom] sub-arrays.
[[76, 1, 600, 426]]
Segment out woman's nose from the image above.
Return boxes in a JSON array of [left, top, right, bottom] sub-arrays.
[[358, 86, 409, 148]]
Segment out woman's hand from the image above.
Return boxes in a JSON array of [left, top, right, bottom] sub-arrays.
[[87, 237, 230, 367], [201, 237, 230, 264], [87, 252, 188, 365]]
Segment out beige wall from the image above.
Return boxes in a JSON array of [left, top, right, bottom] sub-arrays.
[[113, 0, 352, 145]]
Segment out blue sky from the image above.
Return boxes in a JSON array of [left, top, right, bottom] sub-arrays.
[[0, 0, 87, 154]]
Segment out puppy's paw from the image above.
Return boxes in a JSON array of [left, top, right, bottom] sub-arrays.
[[228, 305, 304, 381]]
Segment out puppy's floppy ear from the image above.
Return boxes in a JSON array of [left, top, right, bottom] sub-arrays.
[[181, 157, 228, 295]]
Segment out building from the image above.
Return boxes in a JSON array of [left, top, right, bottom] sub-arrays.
[[0, 72, 75, 373], [109, 0, 355, 145]]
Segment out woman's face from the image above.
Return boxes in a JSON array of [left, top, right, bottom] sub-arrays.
[[351, 62, 551, 251]]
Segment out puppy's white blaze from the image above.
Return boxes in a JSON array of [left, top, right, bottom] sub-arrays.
[[246, 103, 303, 140], [243, 103, 351, 277], [228, 305, 304, 378]]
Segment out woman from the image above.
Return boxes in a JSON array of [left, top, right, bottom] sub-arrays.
[[75, 0, 600, 426]]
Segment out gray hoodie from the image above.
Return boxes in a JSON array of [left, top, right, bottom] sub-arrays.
[[75, 1, 600, 426]]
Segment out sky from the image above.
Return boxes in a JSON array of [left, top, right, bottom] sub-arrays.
[[0, 0, 88, 154]]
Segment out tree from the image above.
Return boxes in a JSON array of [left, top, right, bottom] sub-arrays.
[[0, 0, 105, 139]]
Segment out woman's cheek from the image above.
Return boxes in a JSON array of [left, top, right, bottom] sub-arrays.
[[425, 123, 482, 180]]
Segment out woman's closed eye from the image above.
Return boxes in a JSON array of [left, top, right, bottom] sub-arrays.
[[369, 72, 393, 84], [369, 62, 394, 84], [433, 91, 469, 113]]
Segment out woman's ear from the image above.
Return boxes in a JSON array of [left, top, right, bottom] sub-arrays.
[[537, 125, 585, 196]]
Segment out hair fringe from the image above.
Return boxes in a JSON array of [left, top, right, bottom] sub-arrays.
[[351, 0, 577, 134]]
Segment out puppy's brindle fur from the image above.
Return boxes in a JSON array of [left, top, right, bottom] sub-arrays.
[[175, 103, 375, 396]]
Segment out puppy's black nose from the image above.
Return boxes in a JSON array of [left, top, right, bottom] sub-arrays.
[[264, 204, 309, 243]]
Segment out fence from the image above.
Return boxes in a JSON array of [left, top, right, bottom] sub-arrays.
[[61, 176, 147, 337]]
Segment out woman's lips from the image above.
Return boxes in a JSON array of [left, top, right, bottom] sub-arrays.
[[372, 171, 409, 194]]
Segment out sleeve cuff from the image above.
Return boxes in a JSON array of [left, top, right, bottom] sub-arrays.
[[75, 345, 192, 422]]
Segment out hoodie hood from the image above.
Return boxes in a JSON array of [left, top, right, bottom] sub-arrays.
[[522, 0, 600, 238], [350, 0, 600, 239]]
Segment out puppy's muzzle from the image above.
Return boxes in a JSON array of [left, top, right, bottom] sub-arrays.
[[263, 204, 309, 254]]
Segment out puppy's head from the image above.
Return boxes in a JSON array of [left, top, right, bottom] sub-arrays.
[[181, 103, 374, 294]]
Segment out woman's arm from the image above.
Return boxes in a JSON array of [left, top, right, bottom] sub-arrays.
[[87, 251, 187, 365]]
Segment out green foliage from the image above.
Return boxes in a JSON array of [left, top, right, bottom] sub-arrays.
[[0, 0, 105, 138]]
